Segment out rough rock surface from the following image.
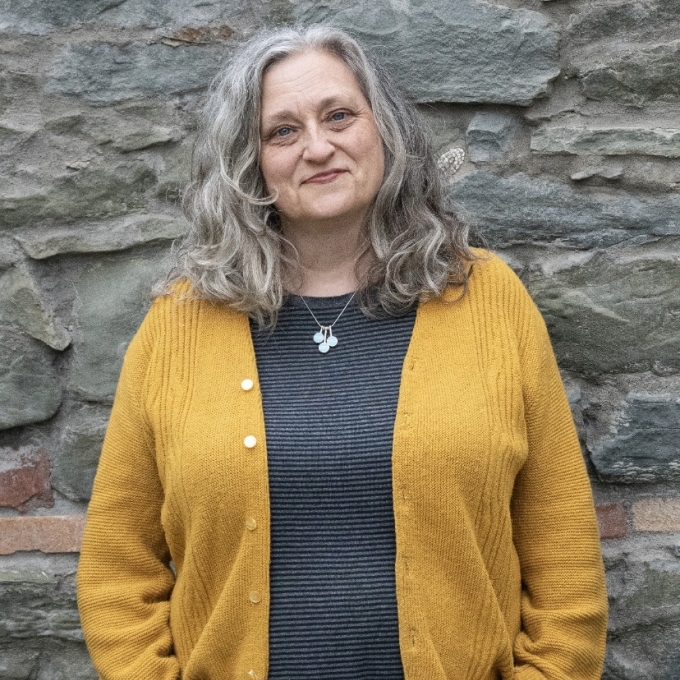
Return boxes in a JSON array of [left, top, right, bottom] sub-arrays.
[[15, 213, 188, 259], [531, 126, 680, 157], [525, 251, 680, 375], [602, 538, 680, 679], [0, 267, 70, 349], [52, 403, 110, 501], [466, 112, 518, 162], [579, 41, 680, 105], [450, 171, 680, 248], [0, 160, 157, 231], [591, 394, 680, 482], [0, 0, 261, 33], [0, 568, 81, 641], [566, 0, 680, 46], [47, 44, 230, 105], [0, 446, 53, 512], [0, 330, 62, 430], [294, 0, 560, 105]]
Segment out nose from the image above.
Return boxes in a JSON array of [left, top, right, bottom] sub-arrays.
[[301, 125, 334, 163]]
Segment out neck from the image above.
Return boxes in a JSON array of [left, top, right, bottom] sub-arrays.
[[282, 218, 373, 297]]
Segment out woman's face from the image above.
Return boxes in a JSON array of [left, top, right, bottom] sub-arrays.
[[259, 49, 385, 232]]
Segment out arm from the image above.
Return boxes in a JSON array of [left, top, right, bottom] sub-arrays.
[[510, 284, 608, 680], [77, 307, 181, 680]]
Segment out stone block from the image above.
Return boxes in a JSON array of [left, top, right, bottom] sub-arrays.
[[9, 1, 560, 104], [634, 499, 680, 532], [0, 329, 62, 430], [0, 446, 53, 512], [46, 43, 228, 105], [0, 238, 22, 270], [606, 549, 680, 628], [0, 0, 260, 32], [68, 247, 174, 401], [0, 645, 39, 679], [0, 639, 96, 680], [295, 0, 560, 105], [567, 0, 680, 47], [0, 121, 34, 157], [0, 160, 157, 231], [35, 642, 96, 680], [579, 40, 680, 106], [596, 503, 627, 539], [525, 253, 680, 376], [466, 113, 517, 162], [0, 564, 82, 640], [531, 126, 680, 158], [15, 213, 188, 259], [591, 394, 680, 483], [86, 120, 178, 153], [449, 171, 680, 248], [0, 0, 125, 33], [45, 107, 187, 153], [604, 623, 680, 680], [0, 516, 85, 555], [52, 403, 110, 502], [0, 267, 70, 350]]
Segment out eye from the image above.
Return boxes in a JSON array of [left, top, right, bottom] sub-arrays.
[[276, 126, 292, 137], [330, 111, 346, 122]]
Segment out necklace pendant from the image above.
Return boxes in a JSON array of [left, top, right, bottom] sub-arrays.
[[301, 293, 355, 356]]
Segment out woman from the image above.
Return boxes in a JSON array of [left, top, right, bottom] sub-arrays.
[[77, 25, 608, 680]]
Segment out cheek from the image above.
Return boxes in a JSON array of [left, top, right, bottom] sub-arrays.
[[360, 131, 385, 188], [260, 149, 291, 192]]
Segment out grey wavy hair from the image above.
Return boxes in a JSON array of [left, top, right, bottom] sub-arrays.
[[155, 24, 476, 327]]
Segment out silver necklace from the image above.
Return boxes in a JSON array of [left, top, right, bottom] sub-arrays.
[[300, 292, 356, 354]]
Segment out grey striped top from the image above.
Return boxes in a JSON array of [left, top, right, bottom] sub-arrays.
[[250, 292, 416, 679]]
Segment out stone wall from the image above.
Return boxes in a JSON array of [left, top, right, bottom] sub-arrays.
[[0, 0, 678, 677]]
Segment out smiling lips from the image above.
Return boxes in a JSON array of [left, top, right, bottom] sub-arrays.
[[302, 169, 347, 184]]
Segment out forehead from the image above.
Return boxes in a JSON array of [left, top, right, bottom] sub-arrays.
[[260, 49, 367, 119]]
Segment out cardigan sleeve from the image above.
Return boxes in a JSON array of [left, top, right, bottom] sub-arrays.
[[77, 305, 181, 680], [508, 272, 608, 680]]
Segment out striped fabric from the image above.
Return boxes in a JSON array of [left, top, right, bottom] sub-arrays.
[[251, 293, 416, 679]]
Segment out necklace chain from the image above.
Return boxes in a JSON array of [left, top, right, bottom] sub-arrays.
[[300, 292, 356, 354]]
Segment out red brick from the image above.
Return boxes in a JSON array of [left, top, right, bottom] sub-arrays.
[[633, 499, 680, 532], [0, 515, 86, 555], [596, 503, 627, 539], [0, 446, 53, 512]]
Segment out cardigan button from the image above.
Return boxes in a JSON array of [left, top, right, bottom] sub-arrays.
[[244, 435, 257, 449], [249, 590, 261, 604], [245, 517, 257, 531], [241, 378, 254, 391]]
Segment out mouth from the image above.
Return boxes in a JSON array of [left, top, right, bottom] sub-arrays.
[[302, 169, 347, 184]]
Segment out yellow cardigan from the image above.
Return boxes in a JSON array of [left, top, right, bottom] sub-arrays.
[[77, 253, 608, 680]]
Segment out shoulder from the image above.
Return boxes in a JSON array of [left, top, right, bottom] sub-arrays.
[[144, 276, 236, 330], [468, 248, 525, 292], [441, 249, 547, 342], [134, 277, 248, 355], [443, 248, 532, 307]]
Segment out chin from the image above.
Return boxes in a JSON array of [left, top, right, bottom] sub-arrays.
[[301, 200, 369, 225]]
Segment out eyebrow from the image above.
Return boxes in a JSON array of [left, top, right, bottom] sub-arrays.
[[261, 95, 360, 131]]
